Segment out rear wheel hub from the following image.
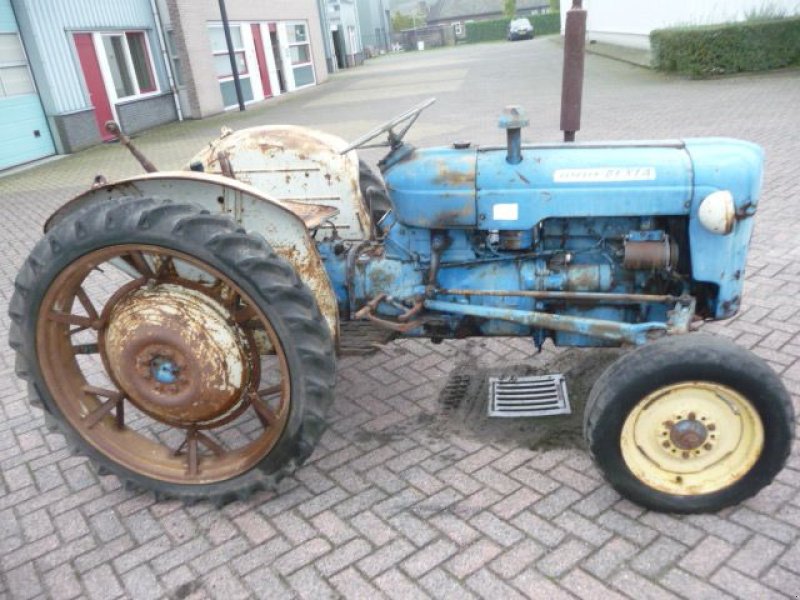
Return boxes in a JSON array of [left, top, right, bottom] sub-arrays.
[[103, 284, 248, 426]]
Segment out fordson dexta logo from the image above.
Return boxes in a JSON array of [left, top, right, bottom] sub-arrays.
[[553, 167, 657, 183]]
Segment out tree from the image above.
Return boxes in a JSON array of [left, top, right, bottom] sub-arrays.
[[392, 10, 425, 31], [549, 0, 561, 13], [504, 0, 517, 19]]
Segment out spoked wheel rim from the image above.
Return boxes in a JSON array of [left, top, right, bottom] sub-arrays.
[[620, 382, 764, 496], [36, 244, 291, 485]]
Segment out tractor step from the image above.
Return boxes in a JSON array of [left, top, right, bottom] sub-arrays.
[[488, 374, 571, 418], [338, 321, 397, 356]]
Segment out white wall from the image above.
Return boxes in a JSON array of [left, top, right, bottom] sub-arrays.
[[561, 0, 800, 49]]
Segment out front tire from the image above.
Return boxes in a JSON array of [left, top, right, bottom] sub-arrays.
[[584, 334, 793, 513], [8, 197, 336, 503]]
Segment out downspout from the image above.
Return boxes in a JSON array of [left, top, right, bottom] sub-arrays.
[[149, 0, 183, 121]]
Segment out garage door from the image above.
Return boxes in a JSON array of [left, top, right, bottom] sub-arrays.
[[0, 1, 54, 170]]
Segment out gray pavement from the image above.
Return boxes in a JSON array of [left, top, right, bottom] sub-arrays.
[[1, 38, 800, 599]]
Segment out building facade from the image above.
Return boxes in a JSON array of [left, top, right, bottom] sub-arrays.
[[356, 0, 392, 56], [163, 0, 329, 118], [326, 0, 364, 68], [0, 0, 55, 169], [12, 0, 178, 154], [564, 0, 800, 49]]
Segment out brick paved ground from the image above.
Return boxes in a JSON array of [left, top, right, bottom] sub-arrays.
[[1, 39, 799, 599]]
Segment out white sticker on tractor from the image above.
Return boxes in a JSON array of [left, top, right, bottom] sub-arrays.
[[553, 167, 657, 183], [493, 203, 519, 221]]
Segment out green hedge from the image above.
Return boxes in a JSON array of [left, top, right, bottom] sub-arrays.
[[651, 17, 800, 76], [465, 13, 561, 44]]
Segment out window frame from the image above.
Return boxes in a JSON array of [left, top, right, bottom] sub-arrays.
[[284, 21, 315, 89], [209, 24, 249, 81], [0, 32, 36, 98], [93, 29, 160, 104]]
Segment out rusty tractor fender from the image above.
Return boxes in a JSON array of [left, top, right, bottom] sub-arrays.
[[45, 171, 340, 342], [189, 125, 371, 241]]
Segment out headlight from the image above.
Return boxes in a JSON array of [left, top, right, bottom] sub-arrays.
[[698, 190, 735, 235]]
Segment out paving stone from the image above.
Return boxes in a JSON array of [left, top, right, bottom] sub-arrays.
[[660, 568, 731, 600], [374, 568, 429, 600], [273, 537, 332, 576], [402, 538, 458, 577], [83, 564, 123, 600], [677, 535, 736, 578], [726, 534, 785, 577], [562, 568, 627, 600], [286, 566, 339, 599], [612, 569, 679, 600], [6, 561, 42, 600], [316, 537, 372, 576], [204, 564, 253, 600], [537, 539, 592, 578], [489, 539, 544, 578], [121, 564, 165, 600], [357, 538, 416, 578], [330, 567, 381, 598], [584, 537, 638, 579], [468, 568, 526, 600], [43, 563, 83, 600], [631, 536, 688, 578]]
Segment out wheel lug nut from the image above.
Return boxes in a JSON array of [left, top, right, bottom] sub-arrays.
[[682, 451, 690, 458], [662, 441, 670, 448], [704, 443, 712, 450], [688, 412, 696, 420], [707, 424, 716, 431]]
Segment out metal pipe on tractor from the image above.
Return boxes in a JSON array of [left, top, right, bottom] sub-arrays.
[[9, 8, 793, 516]]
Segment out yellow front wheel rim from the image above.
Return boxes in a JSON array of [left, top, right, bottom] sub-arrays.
[[620, 382, 764, 496]]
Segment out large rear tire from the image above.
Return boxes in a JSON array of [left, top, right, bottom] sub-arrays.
[[8, 197, 336, 503], [584, 334, 793, 513]]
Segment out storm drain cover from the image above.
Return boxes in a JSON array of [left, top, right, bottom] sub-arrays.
[[488, 374, 571, 418]]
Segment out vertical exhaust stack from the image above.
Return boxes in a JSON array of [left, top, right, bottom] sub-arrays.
[[560, 0, 587, 142]]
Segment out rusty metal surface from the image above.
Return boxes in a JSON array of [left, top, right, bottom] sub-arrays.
[[560, 0, 587, 142], [44, 172, 340, 342], [105, 121, 158, 173], [436, 289, 678, 304], [103, 284, 247, 426], [190, 125, 370, 240], [623, 237, 678, 270]]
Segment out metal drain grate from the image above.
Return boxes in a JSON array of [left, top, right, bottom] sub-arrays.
[[488, 374, 571, 418]]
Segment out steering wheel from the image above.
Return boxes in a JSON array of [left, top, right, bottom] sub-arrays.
[[340, 97, 436, 155]]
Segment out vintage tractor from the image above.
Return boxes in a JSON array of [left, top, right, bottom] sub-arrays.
[[8, 96, 793, 513]]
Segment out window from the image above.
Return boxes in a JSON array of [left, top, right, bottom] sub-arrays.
[[286, 22, 315, 89], [99, 31, 157, 100], [0, 33, 35, 97], [165, 30, 183, 87], [209, 25, 248, 79], [453, 22, 464, 36], [208, 24, 253, 108]]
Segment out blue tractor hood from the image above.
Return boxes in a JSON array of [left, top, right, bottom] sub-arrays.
[[382, 138, 763, 231]]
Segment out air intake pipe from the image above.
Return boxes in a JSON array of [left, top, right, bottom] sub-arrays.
[[498, 105, 529, 165]]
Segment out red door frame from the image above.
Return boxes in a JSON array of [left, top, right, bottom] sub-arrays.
[[250, 24, 272, 99], [74, 33, 115, 141]]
